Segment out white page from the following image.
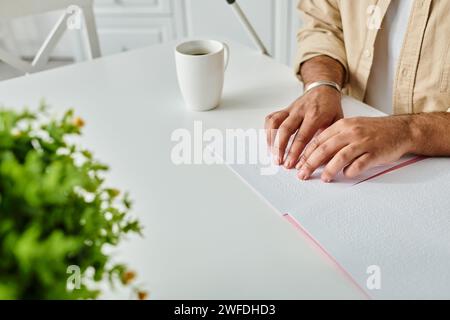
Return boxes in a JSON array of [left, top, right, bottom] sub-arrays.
[[300, 157, 450, 299], [219, 96, 450, 299]]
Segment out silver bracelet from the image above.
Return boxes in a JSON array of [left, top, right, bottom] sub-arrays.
[[304, 80, 342, 95]]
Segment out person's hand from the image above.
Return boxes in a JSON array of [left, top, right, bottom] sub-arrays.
[[265, 86, 343, 169], [296, 116, 414, 182]]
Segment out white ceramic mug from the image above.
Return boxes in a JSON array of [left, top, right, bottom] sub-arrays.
[[175, 40, 229, 111]]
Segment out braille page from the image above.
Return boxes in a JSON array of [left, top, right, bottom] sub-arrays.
[[228, 152, 450, 299], [294, 157, 450, 299], [217, 97, 450, 299]]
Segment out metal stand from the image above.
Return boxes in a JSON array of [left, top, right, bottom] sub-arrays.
[[225, 0, 270, 56]]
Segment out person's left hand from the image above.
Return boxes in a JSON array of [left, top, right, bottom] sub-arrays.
[[296, 116, 414, 182]]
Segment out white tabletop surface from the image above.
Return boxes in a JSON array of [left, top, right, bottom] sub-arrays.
[[0, 40, 364, 299]]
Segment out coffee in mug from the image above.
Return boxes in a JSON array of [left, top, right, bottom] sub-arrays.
[[175, 40, 229, 111]]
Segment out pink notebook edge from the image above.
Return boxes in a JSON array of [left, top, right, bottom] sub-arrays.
[[282, 213, 372, 300], [223, 155, 426, 300]]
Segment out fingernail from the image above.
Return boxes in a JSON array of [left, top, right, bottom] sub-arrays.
[[322, 175, 332, 183], [273, 154, 280, 165], [298, 169, 307, 180], [295, 162, 302, 170], [284, 159, 292, 169], [271, 146, 277, 156], [278, 153, 285, 166]]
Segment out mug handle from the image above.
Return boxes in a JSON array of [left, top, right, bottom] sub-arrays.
[[222, 42, 230, 71]]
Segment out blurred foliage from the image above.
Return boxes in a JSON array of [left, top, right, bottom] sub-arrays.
[[0, 102, 142, 299]]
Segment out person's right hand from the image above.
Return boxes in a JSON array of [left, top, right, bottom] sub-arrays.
[[265, 85, 344, 169]]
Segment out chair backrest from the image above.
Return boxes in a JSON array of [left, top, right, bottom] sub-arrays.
[[0, 0, 101, 74]]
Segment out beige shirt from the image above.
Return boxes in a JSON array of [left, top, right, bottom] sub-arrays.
[[295, 0, 450, 114], [365, 0, 413, 115]]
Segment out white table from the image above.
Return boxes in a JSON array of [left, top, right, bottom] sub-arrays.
[[0, 40, 364, 299]]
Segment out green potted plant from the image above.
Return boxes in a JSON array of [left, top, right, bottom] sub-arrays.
[[0, 103, 143, 299]]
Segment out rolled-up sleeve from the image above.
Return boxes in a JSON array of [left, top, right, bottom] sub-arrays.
[[294, 0, 348, 83]]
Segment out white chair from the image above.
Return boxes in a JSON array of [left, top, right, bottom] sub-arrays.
[[0, 0, 101, 74]]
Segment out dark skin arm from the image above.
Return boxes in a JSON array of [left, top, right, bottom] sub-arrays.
[[265, 56, 450, 182], [264, 55, 346, 168], [408, 112, 450, 156], [298, 112, 450, 182]]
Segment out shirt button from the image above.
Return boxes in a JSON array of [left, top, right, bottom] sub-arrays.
[[401, 68, 408, 77], [364, 49, 372, 58]]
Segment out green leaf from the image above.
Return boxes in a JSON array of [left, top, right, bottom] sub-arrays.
[[0, 104, 143, 299]]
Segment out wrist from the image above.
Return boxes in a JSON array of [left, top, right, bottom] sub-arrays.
[[304, 80, 342, 96], [400, 114, 423, 154], [300, 56, 346, 87], [305, 85, 342, 100]]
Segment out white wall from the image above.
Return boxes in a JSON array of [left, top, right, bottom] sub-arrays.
[[0, 0, 302, 66], [184, 0, 301, 66]]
